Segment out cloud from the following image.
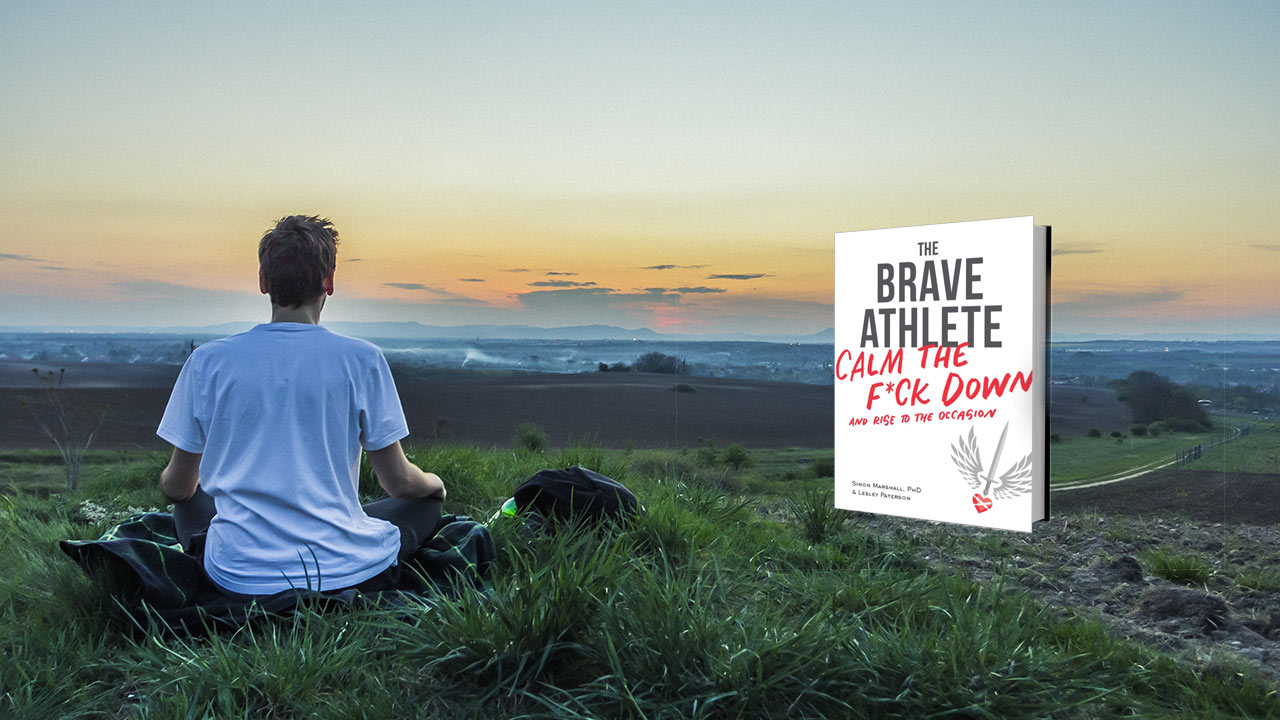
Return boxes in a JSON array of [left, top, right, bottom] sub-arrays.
[[345, 258, 363, 262], [706, 273, 773, 281], [545, 271, 578, 276], [1, 253, 40, 262], [528, 280, 598, 288], [459, 277, 485, 283], [382, 282, 485, 304], [109, 279, 207, 299], [1253, 243, 1280, 252], [1052, 247, 1103, 256], [501, 268, 532, 273], [671, 286, 726, 294], [40, 266, 70, 272], [641, 264, 707, 271]]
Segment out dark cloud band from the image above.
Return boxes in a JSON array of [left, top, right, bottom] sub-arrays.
[[707, 273, 772, 280]]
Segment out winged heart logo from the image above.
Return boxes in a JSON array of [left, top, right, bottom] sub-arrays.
[[950, 422, 1033, 513]]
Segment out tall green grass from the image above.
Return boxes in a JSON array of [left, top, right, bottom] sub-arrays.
[[1, 445, 1277, 718]]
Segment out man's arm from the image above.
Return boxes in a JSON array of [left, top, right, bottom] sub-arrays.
[[160, 447, 202, 503], [367, 441, 446, 500]]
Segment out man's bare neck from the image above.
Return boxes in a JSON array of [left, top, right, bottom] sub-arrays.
[[269, 298, 324, 325]]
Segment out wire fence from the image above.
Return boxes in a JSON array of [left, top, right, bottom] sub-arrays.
[[1175, 425, 1249, 467]]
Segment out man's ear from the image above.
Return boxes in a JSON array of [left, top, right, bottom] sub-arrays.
[[323, 272, 334, 296], [259, 269, 269, 295]]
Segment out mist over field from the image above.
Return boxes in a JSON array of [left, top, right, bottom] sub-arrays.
[[0, 331, 834, 386], [3, 331, 1278, 390]]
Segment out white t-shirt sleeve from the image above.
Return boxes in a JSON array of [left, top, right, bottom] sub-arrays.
[[157, 354, 207, 453], [359, 351, 410, 451]]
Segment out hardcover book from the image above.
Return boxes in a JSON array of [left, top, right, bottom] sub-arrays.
[[833, 217, 1050, 531]]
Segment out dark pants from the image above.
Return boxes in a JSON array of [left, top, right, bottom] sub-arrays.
[[173, 488, 443, 581]]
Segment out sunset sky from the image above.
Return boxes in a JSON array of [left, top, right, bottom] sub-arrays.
[[2, 2, 1276, 338]]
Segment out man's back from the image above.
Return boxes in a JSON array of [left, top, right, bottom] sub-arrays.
[[158, 323, 407, 594]]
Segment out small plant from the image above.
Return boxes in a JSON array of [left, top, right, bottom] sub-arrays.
[[788, 486, 849, 544], [1140, 547, 1212, 586], [513, 422, 549, 453], [22, 367, 108, 490], [1234, 567, 1280, 593]]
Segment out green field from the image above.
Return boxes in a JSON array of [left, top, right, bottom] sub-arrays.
[[0, 449, 167, 492], [2, 443, 1276, 718], [1048, 430, 1217, 485], [1179, 422, 1280, 474]]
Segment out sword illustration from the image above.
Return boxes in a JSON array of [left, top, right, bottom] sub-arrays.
[[981, 421, 1010, 496]]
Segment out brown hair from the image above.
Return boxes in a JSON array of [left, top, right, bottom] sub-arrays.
[[258, 215, 339, 308]]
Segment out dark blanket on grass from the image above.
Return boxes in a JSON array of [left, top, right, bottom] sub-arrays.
[[61, 512, 495, 634]]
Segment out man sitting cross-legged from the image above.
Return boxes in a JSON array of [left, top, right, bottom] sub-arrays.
[[157, 215, 446, 597]]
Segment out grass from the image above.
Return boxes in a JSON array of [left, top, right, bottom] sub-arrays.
[[2, 444, 1278, 718], [1141, 547, 1215, 586], [0, 448, 164, 491], [1048, 427, 1219, 484], [1178, 421, 1280, 474]]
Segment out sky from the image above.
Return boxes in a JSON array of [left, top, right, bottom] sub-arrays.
[[1, 2, 1277, 339]]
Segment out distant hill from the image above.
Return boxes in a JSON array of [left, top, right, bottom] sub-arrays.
[[1053, 331, 1278, 342]]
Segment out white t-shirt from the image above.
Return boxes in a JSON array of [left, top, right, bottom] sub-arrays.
[[157, 323, 408, 595]]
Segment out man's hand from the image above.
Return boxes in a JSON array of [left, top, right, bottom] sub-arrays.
[[160, 447, 202, 503], [367, 441, 446, 501]]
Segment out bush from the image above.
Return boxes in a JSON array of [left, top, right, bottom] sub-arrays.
[[1110, 431, 1124, 439], [1087, 428, 1102, 438], [811, 456, 835, 478], [633, 352, 686, 374], [1049, 433, 1061, 444], [1172, 418, 1206, 433], [1114, 370, 1210, 426], [695, 439, 719, 467], [1130, 425, 1147, 437], [513, 422, 549, 453], [720, 443, 751, 470], [1147, 423, 1161, 436]]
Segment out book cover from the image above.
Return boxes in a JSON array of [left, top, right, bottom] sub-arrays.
[[833, 217, 1049, 531]]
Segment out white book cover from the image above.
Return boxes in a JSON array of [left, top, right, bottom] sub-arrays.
[[833, 217, 1049, 531]]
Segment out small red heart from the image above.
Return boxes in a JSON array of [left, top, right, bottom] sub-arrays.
[[972, 493, 993, 513]]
